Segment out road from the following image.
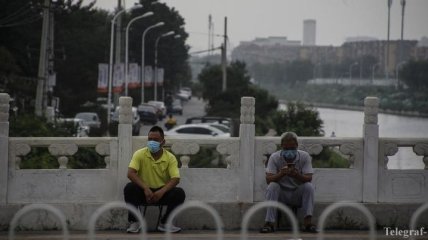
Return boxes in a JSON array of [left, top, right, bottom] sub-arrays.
[[139, 97, 206, 136]]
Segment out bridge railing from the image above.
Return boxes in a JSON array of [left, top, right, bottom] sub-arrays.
[[0, 93, 427, 206]]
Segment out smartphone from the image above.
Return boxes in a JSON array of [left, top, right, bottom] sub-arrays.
[[287, 163, 296, 169]]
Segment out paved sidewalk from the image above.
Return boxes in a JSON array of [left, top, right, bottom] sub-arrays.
[[2, 230, 425, 240]]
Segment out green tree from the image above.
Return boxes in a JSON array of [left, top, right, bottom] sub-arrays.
[[400, 60, 428, 90], [271, 102, 324, 137]]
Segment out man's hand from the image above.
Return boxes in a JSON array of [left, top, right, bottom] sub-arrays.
[[151, 189, 165, 203], [288, 168, 299, 178], [144, 188, 154, 203], [280, 166, 290, 176]]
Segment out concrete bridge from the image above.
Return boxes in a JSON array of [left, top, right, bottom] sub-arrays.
[[0, 93, 427, 233]]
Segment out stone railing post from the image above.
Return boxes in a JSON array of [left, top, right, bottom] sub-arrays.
[[363, 97, 379, 202], [117, 97, 133, 199], [238, 97, 255, 202], [0, 93, 10, 204]]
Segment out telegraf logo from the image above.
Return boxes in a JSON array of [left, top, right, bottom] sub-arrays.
[[384, 227, 427, 239]]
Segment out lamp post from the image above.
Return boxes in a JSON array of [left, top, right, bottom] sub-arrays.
[[386, 0, 393, 81], [399, 0, 406, 65], [371, 62, 380, 84], [161, 34, 181, 101], [141, 22, 164, 104], [107, 3, 142, 125], [124, 12, 154, 96], [396, 61, 406, 88], [349, 62, 359, 80], [154, 31, 175, 101]]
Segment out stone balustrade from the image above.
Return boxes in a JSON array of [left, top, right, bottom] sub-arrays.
[[0, 93, 427, 230]]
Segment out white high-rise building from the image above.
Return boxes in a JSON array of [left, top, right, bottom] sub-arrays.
[[303, 19, 316, 46]]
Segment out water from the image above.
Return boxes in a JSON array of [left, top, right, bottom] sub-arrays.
[[318, 107, 428, 169]]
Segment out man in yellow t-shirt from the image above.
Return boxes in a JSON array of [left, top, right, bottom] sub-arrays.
[[124, 126, 185, 233]]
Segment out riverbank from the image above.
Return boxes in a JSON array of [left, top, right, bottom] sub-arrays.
[[279, 100, 428, 118]]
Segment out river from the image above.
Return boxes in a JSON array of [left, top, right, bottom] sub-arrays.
[[279, 104, 428, 169]]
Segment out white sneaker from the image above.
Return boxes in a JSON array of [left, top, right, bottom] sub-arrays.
[[157, 223, 181, 233], [126, 221, 141, 233]]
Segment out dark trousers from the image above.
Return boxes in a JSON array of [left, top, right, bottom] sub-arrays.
[[123, 182, 186, 223]]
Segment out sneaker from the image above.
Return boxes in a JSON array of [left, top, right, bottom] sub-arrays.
[[157, 223, 181, 233], [126, 221, 141, 233]]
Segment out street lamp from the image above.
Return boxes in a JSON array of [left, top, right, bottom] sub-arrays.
[[349, 62, 359, 80], [107, 3, 142, 125], [371, 62, 380, 84], [386, 0, 393, 81], [124, 11, 154, 96], [399, 0, 406, 64], [154, 31, 175, 101], [141, 21, 164, 104], [396, 61, 406, 88]]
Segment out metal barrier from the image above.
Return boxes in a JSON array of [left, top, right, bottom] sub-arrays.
[[316, 201, 376, 240], [240, 201, 300, 240], [9, 200, 428, 239], [165, 200, 224, 240], [410, 202, 428, 240], [8, 203, 69, 240], [87, 201, 147, 240]]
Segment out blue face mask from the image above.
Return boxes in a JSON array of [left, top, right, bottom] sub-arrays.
[[147, 140, 161, 153], [281, 149, 297, 160]]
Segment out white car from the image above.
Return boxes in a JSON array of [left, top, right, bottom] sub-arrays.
[[147, 100, 167, 119], [57, 118, 89, 137], [165, 123, 230, 137]]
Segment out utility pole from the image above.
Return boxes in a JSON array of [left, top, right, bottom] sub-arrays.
[[222, 17, 227, 92], [35, 0, 51, 116]]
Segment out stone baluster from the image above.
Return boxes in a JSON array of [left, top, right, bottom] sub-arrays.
[[48, 143, 78, 169], [217, 141, 239, 169], [96, 143, 111, 169], [117, 97, 133, 199], [383, 143, 398, 169], [171, 142, 200, 168], [414, 143, 428, 170], [0, 93, 10, 204], [238, 97, 255, 202], [362, 97, 379, 202], [14, 144, 31, 170]]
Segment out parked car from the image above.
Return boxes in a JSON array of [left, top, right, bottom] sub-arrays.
[[147, 100, 167, 120], [185, 116, 232, 128], [137, 104, 158, 125], [74, 112, 102, 136], [180, 87, 192, 99], [57, 118, 89, 137], [165, 123, 230, 137], [170, 99, 183, 115], [176, 89, 191, 101], [109, 107, 141, 136]]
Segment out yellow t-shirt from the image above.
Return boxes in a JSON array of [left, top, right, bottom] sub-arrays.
[[128, 147, 180, 189]]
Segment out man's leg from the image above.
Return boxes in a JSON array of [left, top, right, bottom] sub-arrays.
[[158, 187, 186, 224], [289, 182, 315, 227], [123, 182, 147, 222], [264, 182, 282, 223]]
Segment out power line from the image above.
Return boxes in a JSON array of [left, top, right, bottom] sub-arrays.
[[0, 15, 42, 28], [0, 3, 33, 25]]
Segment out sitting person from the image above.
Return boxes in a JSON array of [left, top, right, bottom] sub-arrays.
[[260, 131, 317, 233], [124, 126, 185, 233]]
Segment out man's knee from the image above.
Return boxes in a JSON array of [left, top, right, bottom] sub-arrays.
[[302, 182, 314, 195], [266, 182, 281, 192], [173, 187, 186, 203], [123, 182, 138, 194]]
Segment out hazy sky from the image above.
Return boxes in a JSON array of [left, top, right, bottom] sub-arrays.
[[89, 0, 428, 52]]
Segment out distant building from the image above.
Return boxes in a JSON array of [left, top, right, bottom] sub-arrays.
[[303, 19, 316, 46], [418, 36, 428, 47], [239, 36, 300, 47], [345, 36, 378, 42]]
